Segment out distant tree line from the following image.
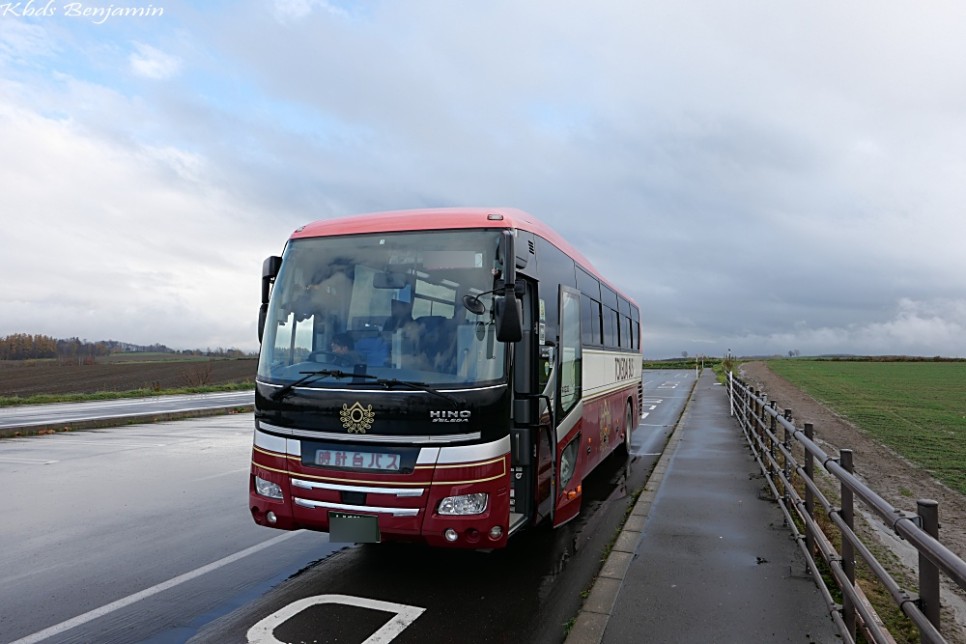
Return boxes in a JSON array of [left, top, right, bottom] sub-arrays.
[[810, 355, 966, 362], [0, 333, 253, 361]]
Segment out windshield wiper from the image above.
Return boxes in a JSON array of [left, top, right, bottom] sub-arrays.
[[368, 377, 461, 406], [272, 369, 461, 406], [271, 369, 352, 401]]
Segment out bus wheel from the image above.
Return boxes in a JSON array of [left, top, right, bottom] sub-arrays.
[[619, 401, 634, 458]]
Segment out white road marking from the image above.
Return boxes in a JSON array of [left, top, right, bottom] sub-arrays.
[[247, 594, 426, 644], [0, 457, 59, 465], [10, 531, 304, 644], [49, 439, 167, 448]]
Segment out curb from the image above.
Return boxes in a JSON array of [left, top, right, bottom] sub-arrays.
[[563, 375, 699, 644]]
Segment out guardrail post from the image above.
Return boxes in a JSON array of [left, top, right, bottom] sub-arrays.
[[804, 423, 815, 568], [748, 386, 754, 431], [840, 449, 856, 639], [782, 409, 793, 509], [917, 499, 941, 634], [729, 371, 734, 417], [748, 389, 756, 435], [743, 387, 751, 430], [768, 403, 778, 471], [753, 390, 762, 435], [760, 394, 767, 440], [747, 387, 755, 431]]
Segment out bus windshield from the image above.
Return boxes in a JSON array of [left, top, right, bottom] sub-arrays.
[[257, 229, 509, 387]]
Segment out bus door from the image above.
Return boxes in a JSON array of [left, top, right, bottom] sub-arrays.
[[510, 278, 553, 531], [553, 285, 583, 527]]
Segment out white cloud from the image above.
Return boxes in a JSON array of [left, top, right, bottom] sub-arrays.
[[4, 1, 966, 357], [129, 42, 181, 80], [271, 0, 349, 23], [721, 299, 966, 358], [0, 17, 58, 64], [0, 99, 279, 351]]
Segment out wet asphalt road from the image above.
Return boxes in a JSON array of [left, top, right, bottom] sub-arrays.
[[0, 415, 339, 644], [0, 370, 692, 643], [0, 391, 253, 432]]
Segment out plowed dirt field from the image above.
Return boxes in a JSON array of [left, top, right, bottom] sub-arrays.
[[0, 358, 257, 397]]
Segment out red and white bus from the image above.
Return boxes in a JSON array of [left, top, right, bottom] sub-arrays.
[[250, 208, 642, 549]]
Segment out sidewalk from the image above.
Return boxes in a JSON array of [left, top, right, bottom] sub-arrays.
[[566, 370, 838, 643]]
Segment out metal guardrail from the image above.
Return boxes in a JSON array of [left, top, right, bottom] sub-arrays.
[[728, 372, 966, 644]]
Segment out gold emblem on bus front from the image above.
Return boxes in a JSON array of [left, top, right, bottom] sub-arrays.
[[341, 402, 375, 434]]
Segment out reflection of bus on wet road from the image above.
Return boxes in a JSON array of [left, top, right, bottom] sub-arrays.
[[250, 208, 642, 548]]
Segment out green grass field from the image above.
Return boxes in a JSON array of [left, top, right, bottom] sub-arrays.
[[765, 359, 966, 495]]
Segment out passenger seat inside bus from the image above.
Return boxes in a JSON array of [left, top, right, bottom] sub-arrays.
[[354, 332, 389, 367]]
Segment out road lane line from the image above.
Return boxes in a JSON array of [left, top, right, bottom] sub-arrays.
[[47, 440, 167, 448], [10, 531, 305, 644]]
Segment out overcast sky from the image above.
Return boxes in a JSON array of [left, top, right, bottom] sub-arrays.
[[2, 1, 966, 359]]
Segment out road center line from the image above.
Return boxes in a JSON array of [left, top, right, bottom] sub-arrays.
[[10, 531, 304, 644]]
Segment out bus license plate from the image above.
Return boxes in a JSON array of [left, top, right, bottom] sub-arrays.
[[329, 512, 380, 543], [315, 448, 401, 472]]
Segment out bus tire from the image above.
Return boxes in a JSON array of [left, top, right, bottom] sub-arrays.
[[619, 401, 634, 458]]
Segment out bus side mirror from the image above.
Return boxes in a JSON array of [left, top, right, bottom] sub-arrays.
[[262, 256, 282, 304], [494, 289, 523, 343], [258, 255, 282, 343]]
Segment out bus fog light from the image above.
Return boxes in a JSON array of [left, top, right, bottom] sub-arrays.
[[438, 492, 488, 516], [444, 528, 459, 542], [255, 476, 283, 499], [266, 511, 277, 525], [488, 525, 503, 540]]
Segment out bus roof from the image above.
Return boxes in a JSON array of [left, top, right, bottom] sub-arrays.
[[289, 207, 636, 307]]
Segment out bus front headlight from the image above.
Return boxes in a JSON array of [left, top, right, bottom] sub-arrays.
[[560, 438, 579, 488], [255, 475, 284, 499], [438, 492, 488, 516]]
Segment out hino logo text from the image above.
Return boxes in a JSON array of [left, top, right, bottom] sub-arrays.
[[430, 410, 471, 423]]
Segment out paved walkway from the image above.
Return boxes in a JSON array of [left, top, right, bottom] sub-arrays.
[[566, 370, 838, 643]]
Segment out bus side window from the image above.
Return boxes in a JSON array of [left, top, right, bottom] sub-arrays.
[[559, 288, 582, 415]]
